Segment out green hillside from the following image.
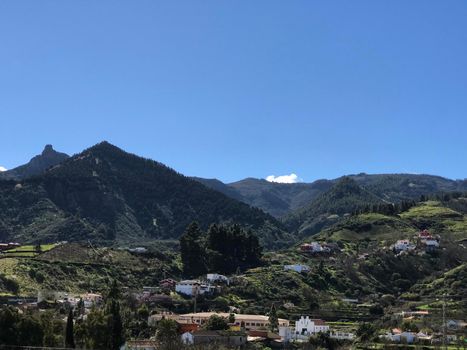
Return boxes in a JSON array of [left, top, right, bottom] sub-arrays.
[[284, 177, 384, 237]]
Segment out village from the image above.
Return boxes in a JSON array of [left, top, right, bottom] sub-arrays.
[[0, 226, 465, 349]]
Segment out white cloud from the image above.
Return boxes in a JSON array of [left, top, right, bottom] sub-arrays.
[[266, 173, 302, 184], [0, 166, 7, 172]]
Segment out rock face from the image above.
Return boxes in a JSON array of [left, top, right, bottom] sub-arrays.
[[0, 145, 69, 180]]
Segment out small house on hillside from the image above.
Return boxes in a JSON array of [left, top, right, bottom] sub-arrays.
[[394, 240, 415, 252], [128, 247, 147, 254], [175, 280, 215, 296], [159, 278, 176, 290], [207, 273, 230, 285], [300, 242, 329, 254]]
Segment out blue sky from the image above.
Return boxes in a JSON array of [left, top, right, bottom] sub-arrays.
[[1, 1, 466, 183]]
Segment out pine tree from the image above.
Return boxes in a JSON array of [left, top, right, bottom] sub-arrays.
[[65, 308, 75, 348], [268, 304, 279, 333]]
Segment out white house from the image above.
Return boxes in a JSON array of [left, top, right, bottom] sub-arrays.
[[279, 326, 293, 342], [294, 316, 329, 335], [284, 264, 311, 273], [424, 239, 439, 248], [382, 331, 417, 343], [175, 280, 215, 296], [394, 240, 415, 252], [330, 331, 355, 340], [128, 247, 148, 254], [181, 332, 194, 345], [206, 273, 230, 285]]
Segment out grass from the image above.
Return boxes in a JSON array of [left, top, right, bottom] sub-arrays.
[[400, 201, 462, 219], [318, 213, 416, 243], [4, 243, 58, 253], [1, 244, 59, 258]]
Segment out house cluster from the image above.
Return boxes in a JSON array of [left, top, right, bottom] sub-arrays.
[[130, 274, 231, 304], [37, 290, 103, 309], [392, 230, 440, 254], [149, 312, 290, 331], [132, 286, 173, 305], [175, 280, 217, 297], [165, 273, 230, 297], [300, 241, 339, 254], [145, 312, 352, 347], [381, 327, 459, 345]]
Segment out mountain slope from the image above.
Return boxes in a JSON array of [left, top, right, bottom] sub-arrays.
[[0, 145, 69, 180], [0, 142, 290, 248], [284, 177, 384, 237], [194, 177, 334, 218], [348, 173, 467, 202]]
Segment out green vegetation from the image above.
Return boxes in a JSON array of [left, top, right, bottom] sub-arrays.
[[180, 223, 262, 277]]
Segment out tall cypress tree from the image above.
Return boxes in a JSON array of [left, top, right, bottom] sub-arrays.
[[180, 222, 207, 277], [106, 299, 124, 350], [65, 308, 75, 348], [105, 280, 124, 350], [268, 304, 279, 333]]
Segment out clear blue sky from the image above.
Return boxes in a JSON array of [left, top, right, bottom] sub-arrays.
[[1, 1, 466, 182]]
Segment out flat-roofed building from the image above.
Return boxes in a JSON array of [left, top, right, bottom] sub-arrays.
[[176, 312, 289, 331]]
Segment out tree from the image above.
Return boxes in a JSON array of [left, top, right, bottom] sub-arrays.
[[156, 318, 179, 345], [308, 332, 337, 350], [206, 224, 262, 274], [204, 315, 229, 331], [268, 304, 279, 333], [85, 308, 108, 350], [180, 222, 207, 277], [228, 313, 236, 324], [401, 320, 419, 332], [106, 299, 124, 350], [107, 279, 121, 300], [356, 322, 376, 342], [65, 308, 75, 348]]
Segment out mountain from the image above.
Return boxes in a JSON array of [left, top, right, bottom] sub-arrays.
[[0, 145, 69, 180], [284, 177, 385, 236], [0, 142, 290, 248], [194, 173, 467, 218], [193, 177, 334, 218]]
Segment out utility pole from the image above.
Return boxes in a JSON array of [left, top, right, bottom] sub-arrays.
[[193, 285, 199, 313]]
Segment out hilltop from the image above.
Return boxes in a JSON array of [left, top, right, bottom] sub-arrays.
[[0, 145, 69, 180]]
